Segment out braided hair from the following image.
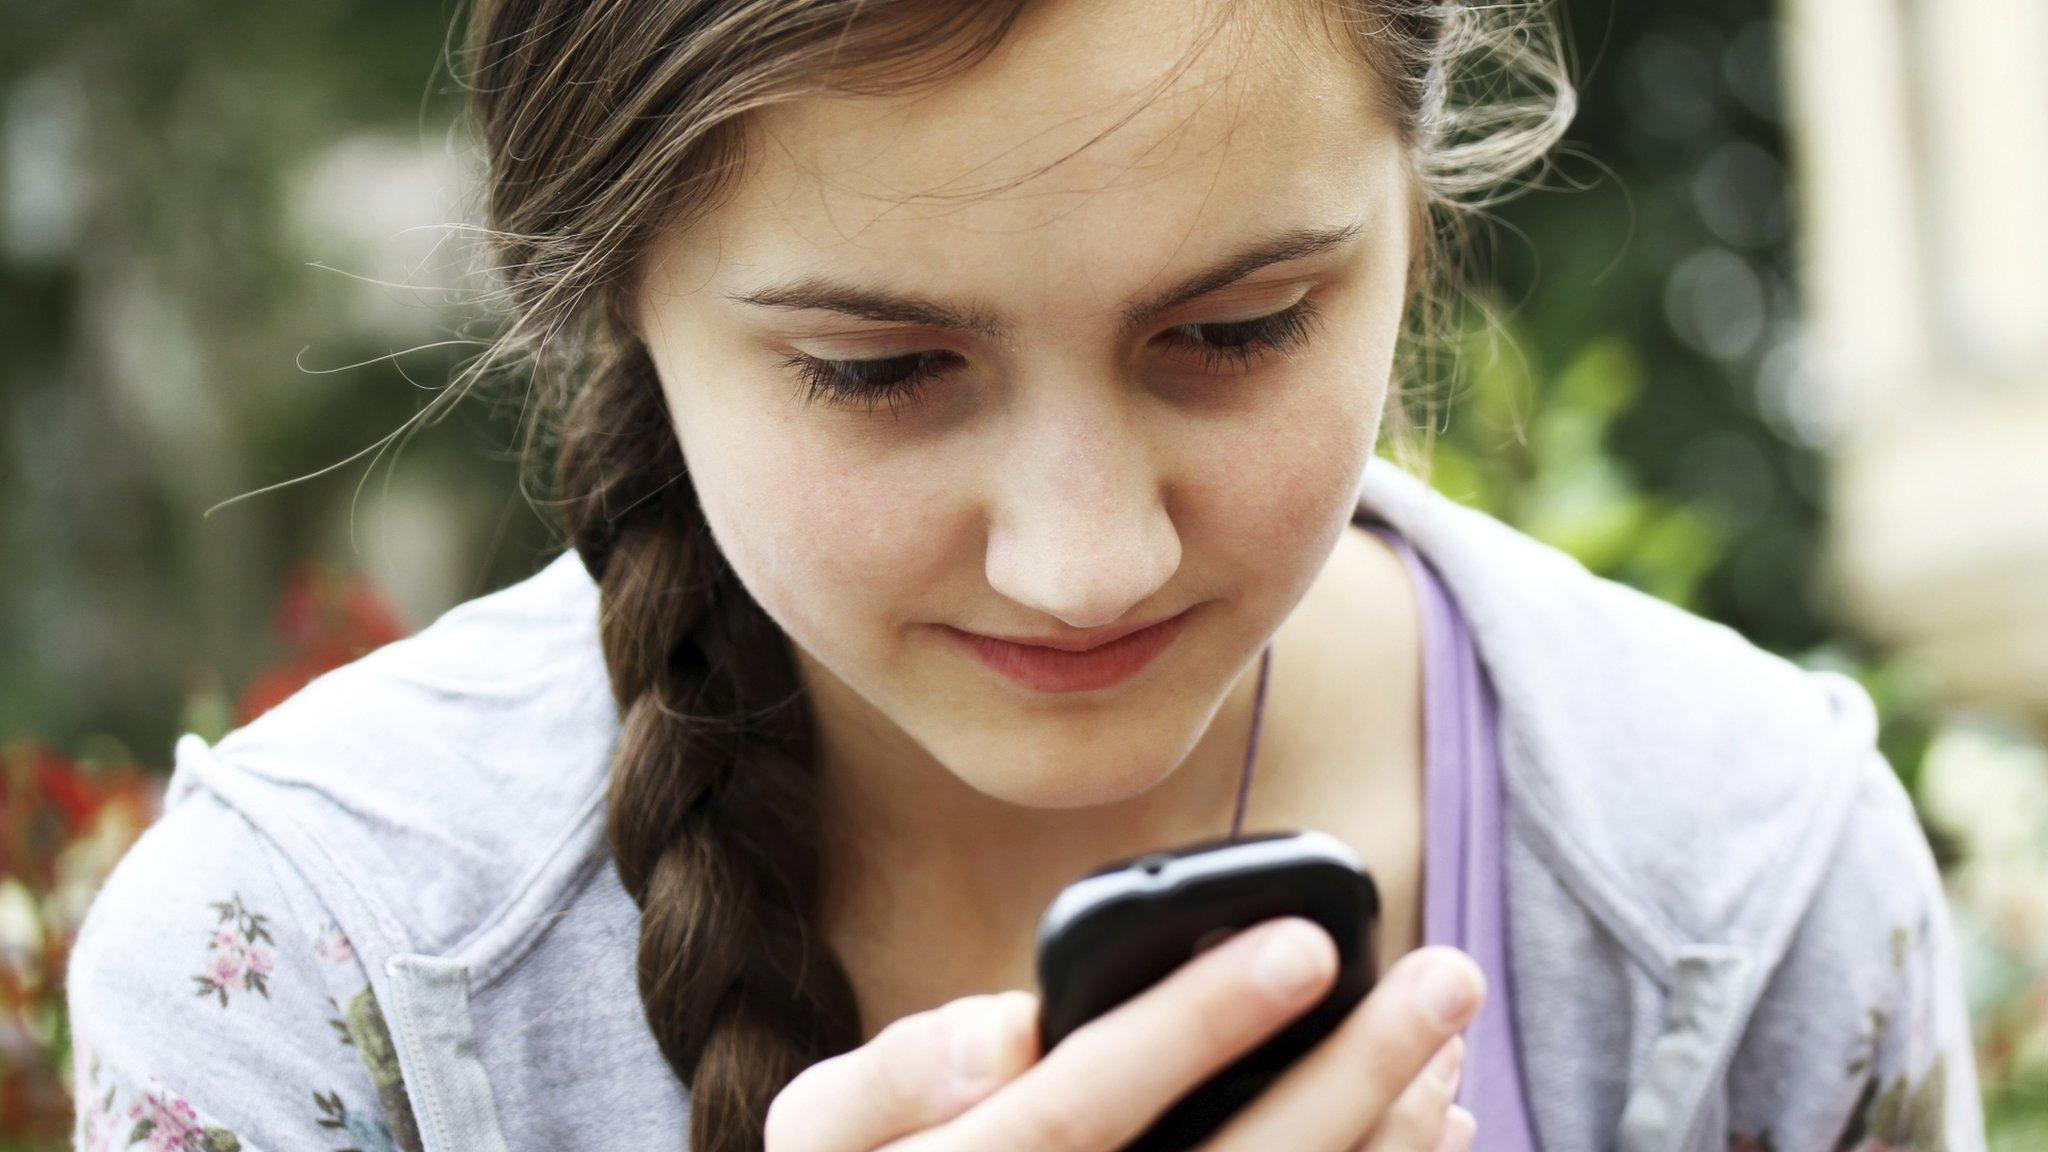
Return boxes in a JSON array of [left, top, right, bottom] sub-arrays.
[[558, 331, 859, 1146]]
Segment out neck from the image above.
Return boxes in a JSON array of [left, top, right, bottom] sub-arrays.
[[810, 645, 1272, 956]]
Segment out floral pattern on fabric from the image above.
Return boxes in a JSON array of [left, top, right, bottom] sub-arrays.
[[1831, 1054, 1950, 1152], [73, 897, 428, 1152], [1727, 1056, 1951, 1152], [1729, 915, 1953, 1152], [313, 919, 356, 966], [329, 985, 423, 1152], [73, 1045, 243, 1152], [313, 920, 426, 1152], [190, 892, 275, 1008], [315, 1088, 404, 1152]]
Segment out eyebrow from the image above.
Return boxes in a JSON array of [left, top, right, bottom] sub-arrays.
[[724, 220, 1367, 342]]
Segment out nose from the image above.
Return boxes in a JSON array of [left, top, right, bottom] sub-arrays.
[[982, 401, 1182, 630]]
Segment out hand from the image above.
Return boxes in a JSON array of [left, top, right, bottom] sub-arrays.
[[764, 916, 1485, 1152]]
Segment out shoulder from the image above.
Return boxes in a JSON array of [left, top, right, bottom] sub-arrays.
[[68, 786, 296, 1055], [1360, 462, 1880, 955], [1795, 746, 1977, 1068], [67, 785, 423, 1150], [167, 548, 620, 962], [1359, 458, 1868, 748], [1722, 747, 1988, 1150]]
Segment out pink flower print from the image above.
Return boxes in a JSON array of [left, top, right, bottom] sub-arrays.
[[119, 1078, 246, 1151], [312, 920, 355, 965], [80, 1094, 123, 1152], [128, 1083, 203, 1151], [206, 945, 247, 987], [191, 891, 274, 1007]]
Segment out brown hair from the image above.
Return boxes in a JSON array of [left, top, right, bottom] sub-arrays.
[[450, 1, 1573, 1147]]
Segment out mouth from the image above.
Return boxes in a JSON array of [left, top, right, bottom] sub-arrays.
[[941, 605, 1197, 694]]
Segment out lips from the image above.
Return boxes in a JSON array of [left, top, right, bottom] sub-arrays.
[[944, 606, 1195, 693], [973, 611, 1187, 652]]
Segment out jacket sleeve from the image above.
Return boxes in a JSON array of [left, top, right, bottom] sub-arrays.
[[1724, 740, 1988, 1152], [1828, 747, 1988, 1152], [65, 781, 425, 1152]]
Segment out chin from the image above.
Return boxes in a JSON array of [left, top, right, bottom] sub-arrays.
[[935, 715, 1201, 811]]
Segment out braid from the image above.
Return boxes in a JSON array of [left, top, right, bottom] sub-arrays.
[[557, 332, 863, 1150]]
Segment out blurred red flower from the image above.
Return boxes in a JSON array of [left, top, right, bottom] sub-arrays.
[[0, 740, 158, 896], [236, 561, 412, 724], [0, 739, 159, 1138], [4, 561, 411, 1143]]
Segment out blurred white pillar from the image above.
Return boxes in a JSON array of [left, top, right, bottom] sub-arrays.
[[1779, 0, 2048, 719]]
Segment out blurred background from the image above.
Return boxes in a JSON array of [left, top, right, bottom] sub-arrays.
[[2, 0, 2044, 1146]]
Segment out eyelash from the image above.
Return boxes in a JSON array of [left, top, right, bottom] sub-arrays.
[[780, 297, 1327, 418]]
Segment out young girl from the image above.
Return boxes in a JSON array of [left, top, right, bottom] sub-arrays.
[[66, 1, 1986, 1151]]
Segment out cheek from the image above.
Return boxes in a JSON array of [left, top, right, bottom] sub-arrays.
[[1181, 257, 1404, 557], [1177, 357, 1386, 578], [672, 403, 957, 660]]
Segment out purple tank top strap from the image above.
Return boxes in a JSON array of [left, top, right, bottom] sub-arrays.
[[1356, 519, 1543, 1151]]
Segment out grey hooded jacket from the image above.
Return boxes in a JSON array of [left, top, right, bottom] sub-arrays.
[[66, 458, 1988, 1152]]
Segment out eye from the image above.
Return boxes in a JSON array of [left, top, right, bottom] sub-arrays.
[[1162, 297, 1325, 373], [780, 297, 1326, 418], [779, 348, 958, 421]]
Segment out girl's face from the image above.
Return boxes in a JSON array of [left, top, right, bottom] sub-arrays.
[[634, 0, 1414, 812]]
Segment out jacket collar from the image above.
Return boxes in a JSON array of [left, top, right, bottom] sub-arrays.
[[1352, 457, 1876, 979]]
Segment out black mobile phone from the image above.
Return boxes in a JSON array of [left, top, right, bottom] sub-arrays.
[[1032, 828, 1381, 1152]]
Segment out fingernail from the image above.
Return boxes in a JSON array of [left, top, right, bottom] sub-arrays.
[[1436, 1104, 1478, 1152], [1254, 920, 1331, 999], [1427, 1035, 1465, 1094], [1418, 953, 1481, 1028]]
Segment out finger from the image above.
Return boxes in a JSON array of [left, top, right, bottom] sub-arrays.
[[765, 990, 1038, 1152], [1206, 945, 1485, 1151], [1352, 1035, 1462, 1152], [1432, 1106, 1477, 1152], [900, 916, 1339, 1152]]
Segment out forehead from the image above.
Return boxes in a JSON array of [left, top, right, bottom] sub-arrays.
[[647, 0, 1403, 314]]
